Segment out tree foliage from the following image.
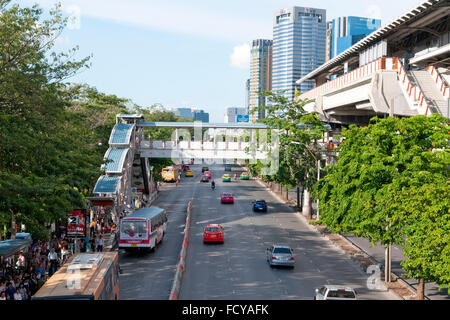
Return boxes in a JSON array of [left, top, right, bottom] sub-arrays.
[[249, 91, 325, 190], [0, 2, 128, 240], [315, 114, 450, 287]]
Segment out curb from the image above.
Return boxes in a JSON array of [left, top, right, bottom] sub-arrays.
[[169, 200, 192, 300]]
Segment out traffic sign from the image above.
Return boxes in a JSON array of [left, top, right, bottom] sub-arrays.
[[237, 115, 249, 123]]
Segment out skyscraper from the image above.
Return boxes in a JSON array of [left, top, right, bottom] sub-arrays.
[[331, 16, 381, 59], [224, 107, 247, 123], [272, 7, 327, 99], [249, 39, 273, 123], [193, 110, 209, 123]]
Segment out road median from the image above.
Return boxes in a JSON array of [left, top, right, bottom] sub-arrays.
[[169, 200, 192, 300]]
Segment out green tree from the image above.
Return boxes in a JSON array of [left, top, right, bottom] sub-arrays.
[[250, 91, 325, 213], [0, 1, 95, 239], [315, 114, 450, 297]]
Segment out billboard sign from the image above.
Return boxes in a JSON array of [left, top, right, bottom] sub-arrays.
[[67, 209, 86, 238]]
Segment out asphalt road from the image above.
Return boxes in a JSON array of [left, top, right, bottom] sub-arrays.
[[118, 164, 398, 300], [177, 165, 397, 300], [118, 170, 196, 300]]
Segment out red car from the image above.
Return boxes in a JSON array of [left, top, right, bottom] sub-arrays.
[[204, 171, 212, 179], [203, 224, 224, 243], [221, 192, 234, 204]]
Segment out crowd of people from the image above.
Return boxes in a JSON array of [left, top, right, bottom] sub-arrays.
[[1, 217, 115, 300]]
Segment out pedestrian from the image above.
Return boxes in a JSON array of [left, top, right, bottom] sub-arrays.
[[96, 235, 104, 252], [90, 220, 95, 238], [60, 246, 68, 265], [18, 283, 27, 300], [96, 220, 102, 235], [0, 291, 6, 300], [30, 273, 38, 295], [36, 259, 45, 278], [328, 139, 335, 151], [5, 283, 15, 300], [13, 288, 22, 300], [48, 248, 58, 277], [86, 240, 91, 253], [0, 280, 5, 293]]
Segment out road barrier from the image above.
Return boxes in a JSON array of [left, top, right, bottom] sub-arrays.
[[169, 200, 192, 300]]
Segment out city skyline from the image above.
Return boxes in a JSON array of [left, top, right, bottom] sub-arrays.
[[21, 0, 425, 122]]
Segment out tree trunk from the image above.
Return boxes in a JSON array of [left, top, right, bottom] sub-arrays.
[[385, 244, 391, 282], [417, 278, 425, 300], [10, 210, 16, 240]]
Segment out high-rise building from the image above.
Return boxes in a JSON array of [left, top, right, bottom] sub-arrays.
[[272, 7, 327, 100], [224, 107, 247, 123], [249, 39, 273, 123], [245, 79, 250, 114], [174, 108, 194, 119], [193, 110, 209, 123], [325, 21, 333, 62], [330, 16, 381, 59]]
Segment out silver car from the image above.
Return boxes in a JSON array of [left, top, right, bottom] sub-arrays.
[[266, 245, 295, 268], [314, 285, 357, 300]]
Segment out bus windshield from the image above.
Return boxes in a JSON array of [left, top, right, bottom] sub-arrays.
[[121, 220, 148, 234]]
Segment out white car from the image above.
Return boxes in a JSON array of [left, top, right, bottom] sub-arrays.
[[314, 285, 357, 300]]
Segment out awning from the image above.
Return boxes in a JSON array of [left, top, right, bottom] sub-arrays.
[[93, 176, 121, 195], [86, 196, 115, 207], [103, 148, 129, 174], [108, 123, 135, 146], [0, 239, 32, 258]]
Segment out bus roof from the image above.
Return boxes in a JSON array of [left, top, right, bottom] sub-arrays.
[[124, 207, 165, 220], [33, 252, 118, 300]]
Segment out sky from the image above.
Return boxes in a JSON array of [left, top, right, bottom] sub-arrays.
[[22, 0, 424, 122]]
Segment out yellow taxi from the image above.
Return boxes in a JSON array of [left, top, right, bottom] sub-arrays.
[[185, 170, 194, 177], [240, 172, 249, 180], [222, 174, 231, 182]]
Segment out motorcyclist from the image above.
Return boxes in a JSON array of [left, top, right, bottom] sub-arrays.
[[211, 180, 215, 190]]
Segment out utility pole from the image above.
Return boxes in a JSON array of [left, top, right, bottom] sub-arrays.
[[316, 158, 320, 220], [385, 217, 392, 282]]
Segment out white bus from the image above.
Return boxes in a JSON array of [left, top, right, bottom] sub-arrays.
[[118, 207, 167, 252]]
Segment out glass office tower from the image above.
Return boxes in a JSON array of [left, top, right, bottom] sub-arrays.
[[272, 7, 327, 99]]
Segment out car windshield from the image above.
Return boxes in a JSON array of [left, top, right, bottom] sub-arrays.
[[121, 220, 147, 234], [223, 193, 232, 197], [206, 227, 221, 232], [273, 247, 291, 254], [256, 200, 266, 204], [327, 290, 356, 299]]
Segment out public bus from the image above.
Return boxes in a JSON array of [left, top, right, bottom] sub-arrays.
[[161, 166, 180, 182], [32, 252, 119, 300], [119, 207, 167, 252]]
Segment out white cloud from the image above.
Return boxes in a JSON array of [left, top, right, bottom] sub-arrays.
[[25, 0, 271, 42], [230, 43, 250, 69]]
